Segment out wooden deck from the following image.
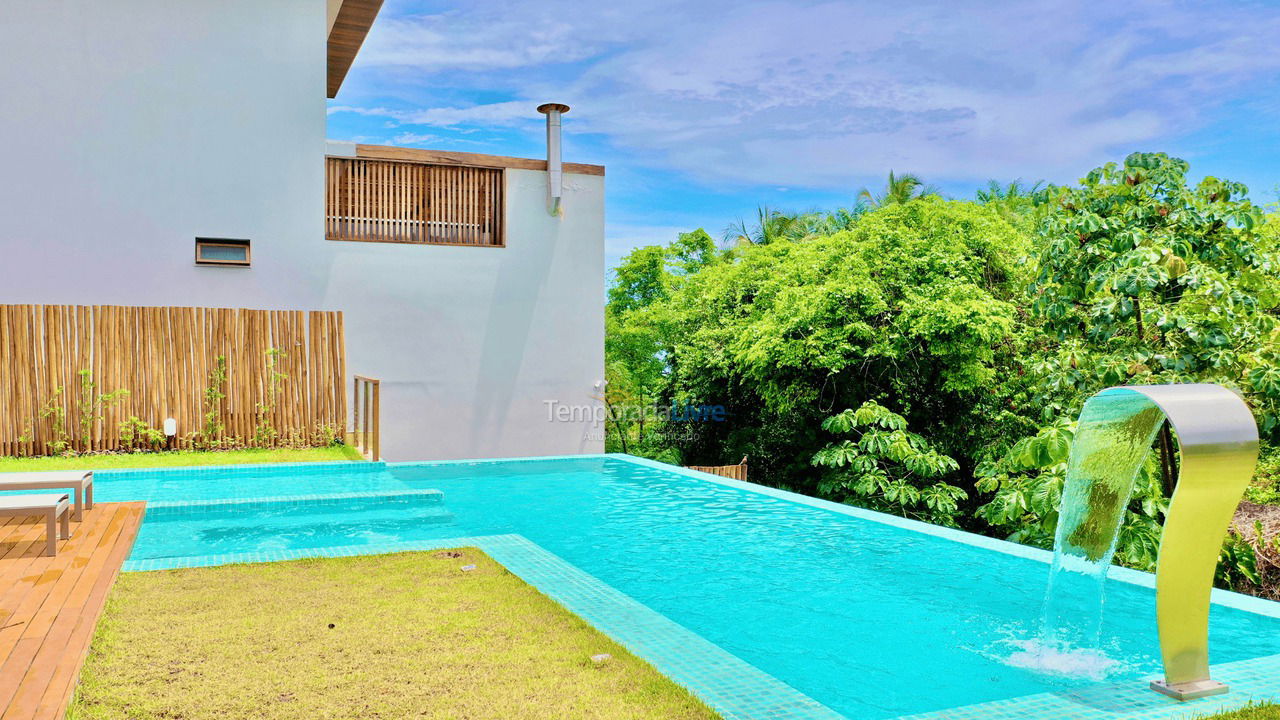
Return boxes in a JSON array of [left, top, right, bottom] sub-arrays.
[[0, 502, 145, 720]]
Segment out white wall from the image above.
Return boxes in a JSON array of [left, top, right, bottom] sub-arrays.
[[0, 0, 606, 460], [329, 168, 606, 460]]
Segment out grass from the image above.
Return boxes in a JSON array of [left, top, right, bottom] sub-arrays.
[[68, 550, 720, 720], [0, 445, 364, 473], [1201, 704, 1280, 719]]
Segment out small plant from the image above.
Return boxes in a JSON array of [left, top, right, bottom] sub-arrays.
[[253, 348, 288, 446], [200, 355, 229, 448], [1218, 527, 1263, 592], [312, 422, 342, 447], [76, 369, 129, 450], [119, 416, 165, 452], [20, 385, 71, 455]]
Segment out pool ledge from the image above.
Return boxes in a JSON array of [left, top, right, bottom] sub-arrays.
[[895, 651, 1280, 719]]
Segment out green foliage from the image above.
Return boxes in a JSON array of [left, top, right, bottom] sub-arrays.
[[26, 385, 70, 455], [655, 199, 1031, 489], [856, 170, 940, 210], [813, 401, 964, 525], [724, 206, 832, 245], [974, 421, 1167, 569], [1218, 528, 1263, 591], [1247, 450, 1280, 505], [253, 348, 288, 445], [1028, 151, 1280, 435], [119, 417, 165, 452], [603, 152, 1280, 598], [76, 369, 129, 449], [200, 355, 229, 447], [1196, 702, 1280, 720], [606, 230, 721, 456]]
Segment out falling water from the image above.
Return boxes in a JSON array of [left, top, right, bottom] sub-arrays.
[[1018, 390, 1165, 677]]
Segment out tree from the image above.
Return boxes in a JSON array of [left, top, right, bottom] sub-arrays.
[[856, 170, 939, 210], [605, 229, 721, 459], [655, 199, 1033, 494], [1027, 151, 1280, 435], [975, 179, 1045, 204], [723, 207, 826, 245]]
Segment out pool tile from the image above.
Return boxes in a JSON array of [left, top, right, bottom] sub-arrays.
[[142, 488, 443, 519], [894, 652, 1280, 719]]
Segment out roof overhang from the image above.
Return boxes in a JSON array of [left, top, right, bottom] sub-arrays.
[[327, 0, 384, 98]]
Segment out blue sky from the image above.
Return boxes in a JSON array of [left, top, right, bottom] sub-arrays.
[[326, 0, 1280, 270]]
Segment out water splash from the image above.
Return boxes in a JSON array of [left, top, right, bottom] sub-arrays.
[[1005, 637, 1118, 681]]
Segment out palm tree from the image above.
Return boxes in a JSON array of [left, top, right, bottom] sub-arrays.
[[856, 171, 940, 210], [974, 179, 1053, 228], [723, 206, 825, 245], [975, 179, 1045, 204]]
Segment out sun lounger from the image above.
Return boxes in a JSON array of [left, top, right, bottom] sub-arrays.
[[0, 493, 71, 556], [0, 471, 93, 520]]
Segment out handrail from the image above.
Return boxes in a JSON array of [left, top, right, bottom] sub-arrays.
[[352, 375, 381, 461]]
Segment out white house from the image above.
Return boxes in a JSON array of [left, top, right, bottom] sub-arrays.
[[0, 0, 606, 461]]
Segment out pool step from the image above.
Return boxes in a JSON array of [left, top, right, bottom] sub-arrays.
[[144, 489, 445, 521], [135, 505, 457, 551]]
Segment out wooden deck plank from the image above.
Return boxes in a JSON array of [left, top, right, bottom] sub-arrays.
[[0, 508, 120, 711], [2, 505, 131, 719], [0, 504, 113, 663], [0, 503, 143, 720], [32, 505, 143, 720]]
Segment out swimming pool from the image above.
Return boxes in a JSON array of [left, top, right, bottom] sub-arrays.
[[96, 455, 1280, 720]]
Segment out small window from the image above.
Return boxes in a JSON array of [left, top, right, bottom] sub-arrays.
[[195, 238, 251, 266]]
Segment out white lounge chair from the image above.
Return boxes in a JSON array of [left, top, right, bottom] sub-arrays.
[[0, 493, 71, 556], [0, 471, 93, 520]]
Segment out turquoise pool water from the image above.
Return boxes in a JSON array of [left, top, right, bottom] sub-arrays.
[[97, 456, 1280, 719]]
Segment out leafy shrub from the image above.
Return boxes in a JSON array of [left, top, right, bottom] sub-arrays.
[[119, 417, 165, 452], [813, 401, 964, 526]]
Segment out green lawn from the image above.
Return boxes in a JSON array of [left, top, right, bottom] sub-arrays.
[[69, 550, 719, 720], [1201, 704, 1280, 719], [0, 445, 364, 473]]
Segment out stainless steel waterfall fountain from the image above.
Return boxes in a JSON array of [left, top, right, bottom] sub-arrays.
[[1054, 384, 1257, 701]]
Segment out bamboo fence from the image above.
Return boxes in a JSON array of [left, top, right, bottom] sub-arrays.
[[0, 305, 346, 456]]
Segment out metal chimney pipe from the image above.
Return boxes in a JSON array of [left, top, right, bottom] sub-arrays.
[[537, 103, 570, 216]]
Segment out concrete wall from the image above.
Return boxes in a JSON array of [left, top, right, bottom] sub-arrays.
[[0, 0, 606, 460]]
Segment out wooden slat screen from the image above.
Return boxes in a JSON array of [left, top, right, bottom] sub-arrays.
[[687, 459, 749, 482], [0, 305, 347, 457], [326, 156, 505, 246]]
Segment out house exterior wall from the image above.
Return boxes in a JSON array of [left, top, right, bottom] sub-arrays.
[[0, 0, 606, 460]]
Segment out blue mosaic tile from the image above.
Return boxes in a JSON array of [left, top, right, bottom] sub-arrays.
[[97, 460, 384, 481], [142, 488, 443, 519], [894, 651, 1280, 719]]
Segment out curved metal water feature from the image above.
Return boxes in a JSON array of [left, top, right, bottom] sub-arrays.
[[1050, 384, 1257, 700]]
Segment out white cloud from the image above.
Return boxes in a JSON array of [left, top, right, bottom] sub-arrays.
[[349, 0, 1280, 188], [329, 101, 531, 127]]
